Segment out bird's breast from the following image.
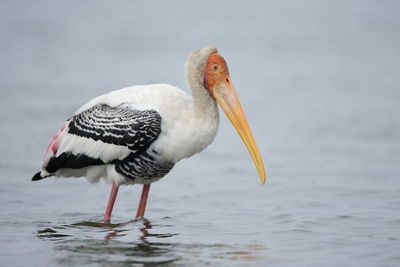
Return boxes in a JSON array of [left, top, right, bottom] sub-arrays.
[[151, 105, 219, 164]]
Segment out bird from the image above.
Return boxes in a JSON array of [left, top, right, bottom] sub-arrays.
[[32, 46, 266, 223]]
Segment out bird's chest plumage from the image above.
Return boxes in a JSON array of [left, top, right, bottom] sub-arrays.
[[150, 106, 219, 164]]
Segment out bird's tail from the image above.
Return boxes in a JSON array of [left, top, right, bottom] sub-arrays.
[[32, 171, 50, 181]]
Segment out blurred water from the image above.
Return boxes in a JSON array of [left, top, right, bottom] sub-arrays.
[[1, 0, 400, 266]]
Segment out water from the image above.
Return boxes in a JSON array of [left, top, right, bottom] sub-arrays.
[[1, 0, 400, 266]]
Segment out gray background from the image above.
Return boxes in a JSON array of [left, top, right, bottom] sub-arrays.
[[1, 0, 399, 266]]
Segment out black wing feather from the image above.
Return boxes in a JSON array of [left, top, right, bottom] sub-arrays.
[[41, 103, 162, 175], [68, 103, 162, 154]]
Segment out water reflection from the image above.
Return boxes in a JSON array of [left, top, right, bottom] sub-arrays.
[[37, 218, 180, 264], [36, 217, 267, 265]]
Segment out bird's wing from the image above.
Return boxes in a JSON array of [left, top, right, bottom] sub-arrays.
[[42, 103, 162, 174], [68, 103, 161, 153]]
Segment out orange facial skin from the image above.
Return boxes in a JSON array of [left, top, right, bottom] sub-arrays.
[[204, 53, 231, 93]]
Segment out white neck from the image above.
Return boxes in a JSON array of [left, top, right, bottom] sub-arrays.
[[184, 46, 219, 120]]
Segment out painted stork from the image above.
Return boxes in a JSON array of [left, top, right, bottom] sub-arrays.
[[32, 46, 266, 223]]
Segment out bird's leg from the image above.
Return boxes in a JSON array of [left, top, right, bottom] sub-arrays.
[[103, 182, 119, 223], [136, 184, 151, 218]]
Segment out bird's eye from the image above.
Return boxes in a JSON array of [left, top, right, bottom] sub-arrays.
[[212, 64, 218, 71]]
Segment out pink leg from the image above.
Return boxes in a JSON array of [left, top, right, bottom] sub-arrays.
[[136, 184, 151, 218], [103, 183, 119, 223]]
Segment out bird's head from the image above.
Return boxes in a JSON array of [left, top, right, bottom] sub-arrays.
[[187, 46, 266, 184]]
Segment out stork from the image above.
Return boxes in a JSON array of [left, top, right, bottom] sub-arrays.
[[32, 46, 266, 223]]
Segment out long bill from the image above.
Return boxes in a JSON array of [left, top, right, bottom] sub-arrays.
[[212, 80, 266, 184]]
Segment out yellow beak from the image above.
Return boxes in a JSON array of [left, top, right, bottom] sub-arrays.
[[212, 80, 266, 184]]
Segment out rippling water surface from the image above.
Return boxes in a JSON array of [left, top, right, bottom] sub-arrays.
[[1, 1, 400, 266]]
